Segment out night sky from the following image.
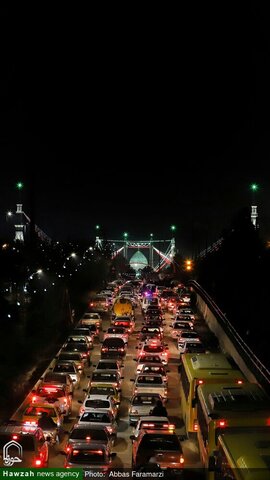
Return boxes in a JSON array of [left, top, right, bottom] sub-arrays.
[[1, 5, 270, 255]]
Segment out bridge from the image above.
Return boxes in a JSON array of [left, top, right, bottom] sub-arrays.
[[95, 236, 176, 272]]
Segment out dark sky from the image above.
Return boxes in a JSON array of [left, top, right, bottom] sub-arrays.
[[1, 5, 270, 255]]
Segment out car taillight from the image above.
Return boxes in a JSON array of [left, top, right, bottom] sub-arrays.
[[193, 420, 198, 431], [80, 407, 85, 414], [198, 379, 204, 385], [134, 388, 138, 394], [32, 396, 37, 402], [237, 380, 243, 384], [180, 455, 184, 464], [106, 426, 113, 434], [25, 421, 37, 426], [66, 445, 71, 452], [102, 347, 108, 352], [35, 458, 42, 466], [142, 423, 154, 427], [217, 420, 227, 428], [12, 435, 18, 440], [120, 348, 124, 352]]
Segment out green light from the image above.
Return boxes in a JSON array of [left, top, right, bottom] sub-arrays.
[[170, 225, 176, 232], [250, 183, 259, 192], [16, 181, 24, 190], [123, 232, 128, 239], [95, 225, 100, 230], [150, 233, 153, 238]]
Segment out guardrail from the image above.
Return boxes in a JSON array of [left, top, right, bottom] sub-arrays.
[[189, 280, 270, 392]]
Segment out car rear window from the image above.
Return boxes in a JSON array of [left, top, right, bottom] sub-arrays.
[[69, 429, 108, 441], [133, 396, 158, 405], [137, 376, 163, 384], [140, 435, 180, 451], [144, 346, 163, 353], [92, 373, 118, 381], [84, 400, 110, 409], [80, 412, 110, 423], [37, 386, 65, 397], [90, 387, 115, 396]]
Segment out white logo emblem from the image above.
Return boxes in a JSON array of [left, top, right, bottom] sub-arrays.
[[3, 440, 23, 466]]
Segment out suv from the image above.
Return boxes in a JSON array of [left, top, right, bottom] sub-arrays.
[[131, 429, 184, 472], [0, 422, 49, 467]]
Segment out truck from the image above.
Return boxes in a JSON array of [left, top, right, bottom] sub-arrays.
[[112, 296, 133, 318]]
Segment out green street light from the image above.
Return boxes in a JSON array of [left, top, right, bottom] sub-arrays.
[[250, 183, 259, 192], [123, 232, 128, 239], [16, 181, 24, 190], [95, 225, 100, 230], [150, 233, 153, 238], [170, 225, 176, 232]]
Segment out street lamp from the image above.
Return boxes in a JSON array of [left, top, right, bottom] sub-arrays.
[[123, 232, 128, 239], [16, 181, 24, 190], [170, 225, 176, 234], [250, 183, 259, 228]]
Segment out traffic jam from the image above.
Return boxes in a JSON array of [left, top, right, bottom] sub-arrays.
[[0, 280, 207, 474]]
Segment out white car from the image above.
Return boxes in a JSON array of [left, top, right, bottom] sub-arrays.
[[170, 320, 193, 339], [177, 331, 201, 353], [103, 326, 129, 345], [80, 312, 102, 328], [133, 416, 174, 437], [129, 394, 163, 425], [131, 374, 168, 401], [78, 394, 119, 419]]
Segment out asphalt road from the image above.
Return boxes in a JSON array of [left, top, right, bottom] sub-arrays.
[[11, 304, 214, 470]]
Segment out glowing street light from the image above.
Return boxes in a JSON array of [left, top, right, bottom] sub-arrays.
[[250, 183, 259, 192], [123, 232, 128, 239], [16, 181, 24, 190], [96, 225, 100, 230], [170, 225, 176, 232]]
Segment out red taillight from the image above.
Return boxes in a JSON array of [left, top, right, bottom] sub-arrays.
[[102, 347, 108, 352], [180, 455, 184, 464], [217, 420, 227, 428], [35, 459, 42, 466], [120, 348, 124, 352], [82, 353, 87, 357], [237, 380, 243, 384], [12, 435, 18, 440], [32, 396, 37, 402], [86, 436, 91, 441], [194, 420, 198, 431], [142, 423, 154, 427], [90, 303, 94, 307], [198, 379, 204, 385], [66, 446, 71, 452], [106, 426, 113, 434]]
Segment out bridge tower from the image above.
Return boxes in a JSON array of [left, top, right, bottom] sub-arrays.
[[251, 205, 258, 229]]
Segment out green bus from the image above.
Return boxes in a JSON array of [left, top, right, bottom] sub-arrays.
[[179, 353, 246, 434]]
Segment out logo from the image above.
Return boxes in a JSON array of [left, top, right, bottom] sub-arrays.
[[3, 440, 23, 466]]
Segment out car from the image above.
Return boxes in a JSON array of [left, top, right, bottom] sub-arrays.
[[22, 403, 63, 427], [71, 328, 94, 346], [77, 411, 117, 442], [80, 312, 102, 331], [87, 385, 121, 405], [94, 359, 123, 376], [50, 361, 81, 387], [41, 371, 75, 394], [56, 352, 85, 372], [177, 331, 201, 352], [66, 335, 92, 350], [78, 394, 119, 419], [31, 382, 72, 416], [89, 370, 123, 391], [139, 363, 169, 384], [111, 317, 135, 333], [128, 393, 164, 425], [177, 307, 196, 321], [133, 416, 175, 438], [65, 425, 113, 452], [170, 320, 194, 339], [103, 326, 129, 345], [131, 374, 168, 401], [101, 338, 126, 359], [61, 343, 91, 366], [130, 429, 184, 472], [135, 355, 164, 374], [138, 326, 163, 343], [136, 341, 169, 365], [89, 295, 109, 312], [0, 422, 49, 467], [63, 442, 116, 470]]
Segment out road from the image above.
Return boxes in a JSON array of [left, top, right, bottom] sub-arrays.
[[11, 304, 216, 470]]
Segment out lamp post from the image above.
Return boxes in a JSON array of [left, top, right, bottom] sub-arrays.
[[250, 183, 259, 228], [150, 233, 154, 268], [123, 232, 128, 259]]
